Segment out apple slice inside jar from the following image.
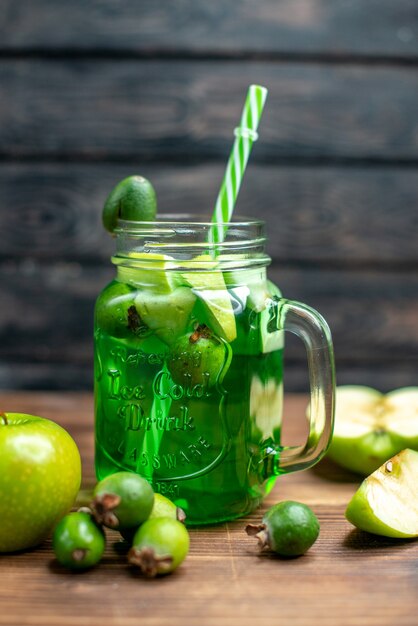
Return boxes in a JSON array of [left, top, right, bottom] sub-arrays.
[[118, 252, 180, 294], [134, 286, 196, 346], [181, 254, 237, 343]]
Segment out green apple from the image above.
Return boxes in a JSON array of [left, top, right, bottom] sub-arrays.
[[327, 386, 418, 475], [0, 413, 81, 552], [345, 448, 418, 538]]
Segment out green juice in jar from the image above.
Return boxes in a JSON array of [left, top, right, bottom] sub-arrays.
[[94, 245, 284, 525]]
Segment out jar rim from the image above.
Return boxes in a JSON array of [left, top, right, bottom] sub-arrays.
[[114, 214, 265, 234], [113, 214, 269, 269]]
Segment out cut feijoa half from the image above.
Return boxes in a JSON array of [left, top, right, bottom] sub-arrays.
[[345, 448, 418, 538], [327, 386, 418, 475], [102, 175, 157, 233]]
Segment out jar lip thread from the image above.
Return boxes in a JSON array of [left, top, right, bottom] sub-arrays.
[[114, 214, 265, 234], [113, 214, 269, 268]]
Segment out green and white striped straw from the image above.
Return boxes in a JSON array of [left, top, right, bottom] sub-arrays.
[[210, 84, 268, 244]]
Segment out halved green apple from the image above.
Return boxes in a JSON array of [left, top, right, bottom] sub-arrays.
[[328, 386, 418, 475], [345, 448, 418, 538]]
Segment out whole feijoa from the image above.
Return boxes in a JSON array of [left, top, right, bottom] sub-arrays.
[[149, 493, 186, 523], [128, 517, 190, 577], [167, 324, 227, 388], [95, 281, 148, 339], [120, 493, 186, 544], [53, 511, 106, 570], [246, 501, 320, 557], [91, 472, 154, 531]]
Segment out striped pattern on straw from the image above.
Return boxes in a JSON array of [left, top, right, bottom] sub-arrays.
[[210, 84, 268, 244]]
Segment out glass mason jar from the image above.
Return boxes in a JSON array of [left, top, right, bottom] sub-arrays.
[[94, 216, 335, 525]]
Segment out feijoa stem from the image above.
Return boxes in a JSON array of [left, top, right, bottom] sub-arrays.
[[128, 546, 173, 578], [0, 412, 8, 425], [245, 523, 270, 550], [72, 549, 88, 562], [91, 493, 122, 528], [189, 323, 212, 344]]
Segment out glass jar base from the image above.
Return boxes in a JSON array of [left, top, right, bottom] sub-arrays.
[[95, 451, 270, 526]]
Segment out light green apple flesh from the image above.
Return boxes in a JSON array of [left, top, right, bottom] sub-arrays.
[[118, 252, 180, 294], [181, 255, 237, 342], [328, 386, 418, 475], [118, 252, 194, 345], [135, 286, 196, 345], [345, 448, 418, 538]]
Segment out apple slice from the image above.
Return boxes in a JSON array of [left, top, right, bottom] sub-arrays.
[[118, 252, 180, 294], [327, 386, 418, 475], [135, 286, 196, 345], [181, 255, 237, 342], [226, 274, 284, 356], [345, 448, 418, 538], [250, 375, 283, 441]]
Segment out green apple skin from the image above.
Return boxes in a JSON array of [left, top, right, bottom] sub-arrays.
[[345, 449, 418, 538], [0, 413, 82, 552], [346, 483, 410, 538], [328, 430, 406, 476]]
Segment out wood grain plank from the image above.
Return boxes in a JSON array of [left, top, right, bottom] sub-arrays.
[[1, 61, 417, 160], [0, 392, 415, 626], [1, 163, 417, 265], [0, 263, 416, 373], [0, 1, 417, 58]]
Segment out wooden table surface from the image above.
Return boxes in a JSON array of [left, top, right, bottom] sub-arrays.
[[1, 392, 416, 626]]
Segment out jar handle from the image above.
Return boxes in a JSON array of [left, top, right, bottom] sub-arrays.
[[264, 299, 335, 477]]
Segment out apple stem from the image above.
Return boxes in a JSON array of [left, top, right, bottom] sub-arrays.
[[0, 412, 8, 425]]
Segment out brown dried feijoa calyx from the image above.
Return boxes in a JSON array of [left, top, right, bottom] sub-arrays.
[[128, 517, 190, 577]]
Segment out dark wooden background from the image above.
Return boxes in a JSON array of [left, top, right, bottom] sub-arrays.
[[0, 1, 417, 391]]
